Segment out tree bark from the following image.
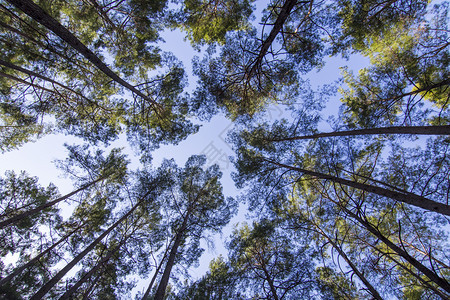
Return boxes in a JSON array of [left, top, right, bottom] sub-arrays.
[[0, 176, 106, 229], [0, 222, 83, 287], [30, 196, 147, 299], [269, 125, 450, 142], [6, 0, 160, 111], [264, 158, 450, 216]]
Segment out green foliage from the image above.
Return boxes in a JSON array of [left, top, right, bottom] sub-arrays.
[[340, 3, 449, 127], [1, 0, 450, 298], [175, 0, 255, 46]]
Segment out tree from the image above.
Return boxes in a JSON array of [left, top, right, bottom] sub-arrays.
[[1, 0, 198, 151], [191, 0, 338, 118], [231, 116, 450, 297], [340, 3, 449, 128], [226, 219, 320, 299], [148, 155, 236, 300], [173, 255, 241, 299], [1, 0, 449, 298]]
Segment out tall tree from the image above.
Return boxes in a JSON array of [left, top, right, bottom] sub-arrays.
[[226, 219, 320, 299], [1, 0, 198, 151], [149, 155, 236, 300]]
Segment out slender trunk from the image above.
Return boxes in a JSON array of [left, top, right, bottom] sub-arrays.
[[6, 0, 160, 111], [153, 181, 210, 300], [343, 208, 450, 293], [371, 246, 449, 299], [142, 237, 174, 300], [154, 212, 190, 300], [0, 176, 106, 229], [371, 78, 450, 103], [58, 233, 130, 300], [30, 197, 146, 299], [264, 158, 450, 216], [259, 260, 280, 300], [0, 59, 98, 105], [82, 274, 99, 300], [313, 224, 382, 300], [269, 125, 450, 142], [247, 0, 299, 78], [0, 223, 84, 287]]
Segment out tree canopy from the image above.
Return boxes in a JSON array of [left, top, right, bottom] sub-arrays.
[[1, 0, 449, 298]]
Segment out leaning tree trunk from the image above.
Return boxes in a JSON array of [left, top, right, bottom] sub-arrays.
[[0, 222, 84, 287], [0, 59, 99, 105], [142, 236, 175, 300], [153, 211, 190, 300], [30, 196, 147, 299], [6, 0, 160, 110], [342, 207, 450, 293], [0, 176, 106, 229], [312, 222, 383, 300], [269, 125, 450, 142], [59, 233, 131, 300], [59, 216, 142, 299], [379, 249, 450, 299], [247, 0, 299, 78], [264, 158, 450, 216]]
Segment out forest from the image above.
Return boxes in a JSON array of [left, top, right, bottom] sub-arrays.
[[0, 0, 449, 299]]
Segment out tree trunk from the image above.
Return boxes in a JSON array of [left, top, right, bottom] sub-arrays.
[[153, 212, 190, 300], [343, 208, 450, 293], [58, 234, 129, 300], [0, 222, 84, 287], [6, 0, 160, 110], [0, 59, 98, 105], [247, 0, 299, 78], [312, 223, 382, 300], [153, 182, 210, 299], [264, 158, 450, 216], [30, 197, 146, 299], [142, 237, 174, 300], [371, 246, 449, 299], [0, 176, 106, 229], [259, 260, 280, 300], [269, 125, 450, 142]]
